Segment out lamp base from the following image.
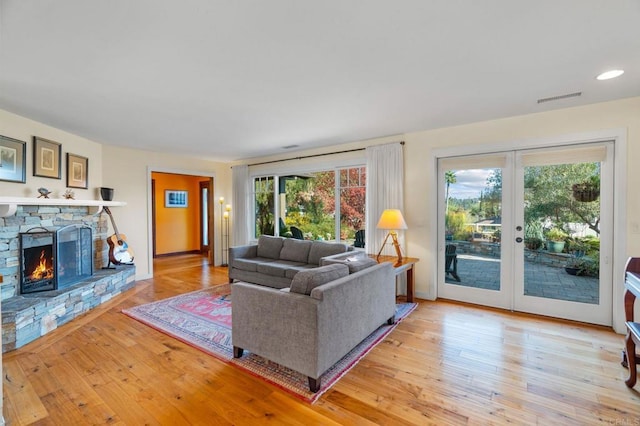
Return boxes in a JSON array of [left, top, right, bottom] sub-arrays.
[[376, 231, 403, 263]]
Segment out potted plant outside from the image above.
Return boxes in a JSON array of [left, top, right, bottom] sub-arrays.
[[524, 221, 544, 250], [546, 228, 568, 253], [524, 237, 543, 250], [565, 256, 599, 277]]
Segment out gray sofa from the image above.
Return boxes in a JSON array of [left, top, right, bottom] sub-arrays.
[[228, 235, 356, 288], [231, 260, 395, 392]]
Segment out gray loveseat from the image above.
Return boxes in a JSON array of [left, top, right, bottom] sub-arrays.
[[228, 235, 356, 288], [231, 260, 395, 392]]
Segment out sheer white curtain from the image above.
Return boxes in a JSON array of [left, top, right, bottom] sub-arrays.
[[365, 143, 405, 256], [231, 165, 251, 246]]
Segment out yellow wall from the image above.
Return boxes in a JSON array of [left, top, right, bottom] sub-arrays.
[[152, 172, 208, 255]]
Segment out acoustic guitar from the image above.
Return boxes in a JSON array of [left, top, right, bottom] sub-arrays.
[[104, 206, 134, 265]]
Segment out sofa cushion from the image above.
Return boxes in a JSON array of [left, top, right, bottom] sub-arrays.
[[307, 241, 349, 265], [284, 264, 317, 279], [257, 262, 288, 278], [280, 238, 313, 263], [232, 257, 276, 272], [290, 263, 349, 295], [256, 235, 285, 260]]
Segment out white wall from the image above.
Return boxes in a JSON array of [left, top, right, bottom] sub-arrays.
[[235, 96, 640, 333], [2, 97, 639, 321], [0, 109, 103, 199], [101, 145, 231, 279], [407, 97, 640, 331], [0, 108, 232, 280]]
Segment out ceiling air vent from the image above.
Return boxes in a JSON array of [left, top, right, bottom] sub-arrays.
[[537, 92, 582, 104]]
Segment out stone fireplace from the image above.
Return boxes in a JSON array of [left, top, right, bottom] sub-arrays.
[[1, 203, 136, 352], [19, 225, 93, 294]]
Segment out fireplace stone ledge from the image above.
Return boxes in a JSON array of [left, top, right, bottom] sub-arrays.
[[1, 265, 135, 352]]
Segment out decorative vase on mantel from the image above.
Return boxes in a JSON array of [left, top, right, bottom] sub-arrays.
[[100, 187, 114, 201]]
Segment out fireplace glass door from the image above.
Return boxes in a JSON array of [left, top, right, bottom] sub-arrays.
[[57, 225, 93, 289], [20, 225, 93, 294]]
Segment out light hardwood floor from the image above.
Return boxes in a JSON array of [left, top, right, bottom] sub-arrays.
[[3, 254, 640, 425]]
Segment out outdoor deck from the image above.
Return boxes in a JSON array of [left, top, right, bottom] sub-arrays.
[[446, 253, 599, 304]]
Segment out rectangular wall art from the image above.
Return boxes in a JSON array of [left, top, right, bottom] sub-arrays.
[[66, 153, 88, 189], [33, 136, 61, 179], [0, 135, 27, 183], [165, 190, 188, 208]]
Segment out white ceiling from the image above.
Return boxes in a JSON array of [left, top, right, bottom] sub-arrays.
[[1, 1, 639, 162]]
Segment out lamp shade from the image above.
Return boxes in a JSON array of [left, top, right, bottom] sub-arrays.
[[376, 209, 407, 230]]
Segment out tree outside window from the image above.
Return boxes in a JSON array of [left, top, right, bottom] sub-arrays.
[[253, 166, 366, 244]]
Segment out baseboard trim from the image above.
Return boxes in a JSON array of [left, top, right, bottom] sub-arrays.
[[154, 250, 202, 258]]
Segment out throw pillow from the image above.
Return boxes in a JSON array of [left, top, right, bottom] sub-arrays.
[[289, 263, 349, 295]]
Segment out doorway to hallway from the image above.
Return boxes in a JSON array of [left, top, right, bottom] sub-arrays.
[[151, 171, 214, 262]]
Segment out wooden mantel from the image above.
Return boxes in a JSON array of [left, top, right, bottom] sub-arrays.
[[0, 196, 126, 217]]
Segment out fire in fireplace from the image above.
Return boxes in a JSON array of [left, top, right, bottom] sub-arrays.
[[31, 249, 54, 280], [19, 225, 93, 294]]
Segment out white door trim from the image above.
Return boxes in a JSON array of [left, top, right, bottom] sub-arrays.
[[430, 128, 627, 332], [146, 166, 218, 278]]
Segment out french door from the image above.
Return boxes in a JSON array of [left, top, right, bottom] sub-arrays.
[[437, 142, 613, 325]]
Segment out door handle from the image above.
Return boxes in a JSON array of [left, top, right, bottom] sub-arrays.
[[515, 237, 523, 243]]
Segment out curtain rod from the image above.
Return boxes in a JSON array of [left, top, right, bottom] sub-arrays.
[[245, 141, 404, 167]]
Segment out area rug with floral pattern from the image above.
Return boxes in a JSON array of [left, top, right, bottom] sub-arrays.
[[122, 284, 417, 403]]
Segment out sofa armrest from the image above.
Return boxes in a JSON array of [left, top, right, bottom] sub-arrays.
[[310, 263, 395, 373], [231, 282, 321, 377], [319, 249, 364, 266]]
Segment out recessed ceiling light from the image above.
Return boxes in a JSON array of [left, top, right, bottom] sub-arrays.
[[596, 69, 624, 80]]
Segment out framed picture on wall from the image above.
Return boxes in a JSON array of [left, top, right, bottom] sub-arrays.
[[165, 190, 188, 208], [0, 135, 27, 183], [33, 136, 61, 179], [66, 153, 88, 189]]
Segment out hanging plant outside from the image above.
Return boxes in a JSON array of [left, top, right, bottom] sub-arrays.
[[572, 175, 600, 202]]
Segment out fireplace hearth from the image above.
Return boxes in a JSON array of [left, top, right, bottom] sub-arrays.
[[19, 225, 93, 294]]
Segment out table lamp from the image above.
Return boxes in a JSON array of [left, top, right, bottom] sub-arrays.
[[376, 209, 407, 263]]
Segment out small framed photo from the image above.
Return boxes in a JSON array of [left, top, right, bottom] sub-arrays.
[[165, 190, 188, 208], [33, 136, 61, 179], [66, 153, 88, 189], [0, 135, 27, 183]]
